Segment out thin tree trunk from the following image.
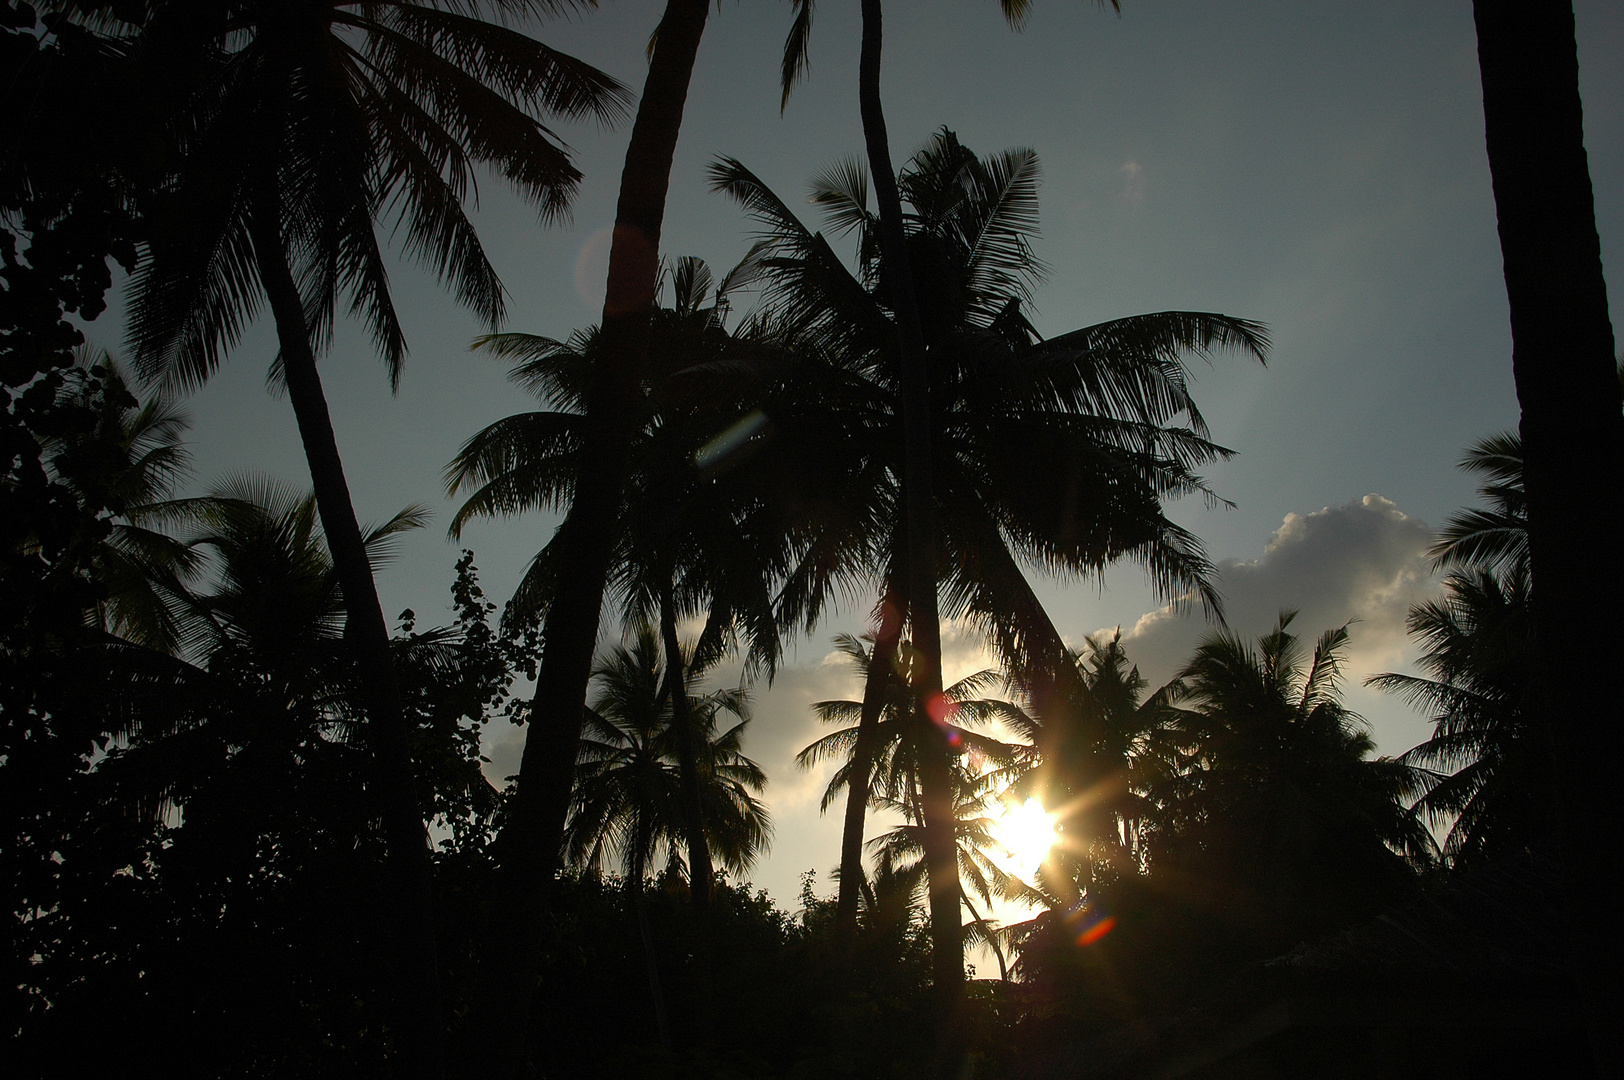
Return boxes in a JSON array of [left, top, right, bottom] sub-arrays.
[[469, 3, 712, 1074], [250, 217, 443, 1080], [629, 835, 672, 1051], [658, 583, 714, 1048], [835, 584, 904, 929], [1471, 3, 1624, 1072], [856, 1, 961, 1019]]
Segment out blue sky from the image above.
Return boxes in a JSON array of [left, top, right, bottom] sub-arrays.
[[88, 0, 1624, 906]]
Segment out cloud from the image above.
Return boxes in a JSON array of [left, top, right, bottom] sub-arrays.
[[1107, 495, 1438, 752], [1119, 161, 1146, 206]]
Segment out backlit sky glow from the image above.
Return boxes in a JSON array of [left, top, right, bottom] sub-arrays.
[[88, 1, 1623, 908]]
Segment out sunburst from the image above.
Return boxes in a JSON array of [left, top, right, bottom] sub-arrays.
[[990, 797, 1058, 882]]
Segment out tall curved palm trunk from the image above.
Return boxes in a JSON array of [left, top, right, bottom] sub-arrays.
[[835, 583, 904, 927], [251, 217, 445, 1080], [1471, 1, 1623, 1069], [474, 2, 713, 1073], [856, 0, 961, 1014]]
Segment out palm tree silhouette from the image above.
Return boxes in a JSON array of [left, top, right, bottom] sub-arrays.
[[42, 350, 215, 654], [799, 633, 1034, 981], [565, 626, 769, 1050], [1012, 631, 1185, 901], [86, 474, 429, 906], [798, 634, 1031, 837], [571, 628, 770, 885], [479, 8, 724, 1065], [449, 253, 791, 1045], [712, 131, 1265, 959], [1472, 4, 1624, 1059], [779, 0, 1126, 1009], [1143, 615, 1433, 938], [1393, 364, 1622, 867], [120, 5, 628, 1067], [865, 773, 1026, 984], [447, 259, 785, 862], [63, 476, 481, 1075], [1372, 428, 1550, 868], [1372, 568, 1545, 868]]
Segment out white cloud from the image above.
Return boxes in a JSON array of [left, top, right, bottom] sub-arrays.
[[1112, 494, 1433, 681], [1108, 494, 1439, 755]]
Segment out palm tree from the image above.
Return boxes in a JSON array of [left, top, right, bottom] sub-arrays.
[[1395, 362, 1622, 865], [457, 4, 725, 1066], [567, 629, 682, 1050], [53, 478, 497, 1075], [865, 772, 1025, 983], [1013, 631, 1186, 899], [1371, 568, 1545, 868], [565, 626, 769, 1049], [797, 634, 1032, 848], [712, 132, 1265, 967], [117, 4, 629, 1067], [1472, 3, 1624, 1061], [1371, 427, 1553, 869], [778, 0, 1124, 1009], [569, 628, 770, 885], [41, 349, 213, 654], [448, 252, 789, 1052], [1142, 615, 1433, 939], [800, 634, 1035, 980]]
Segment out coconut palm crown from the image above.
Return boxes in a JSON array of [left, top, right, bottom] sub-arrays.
[[711, 129, 1268, 683], [125, 0, 632, 386]]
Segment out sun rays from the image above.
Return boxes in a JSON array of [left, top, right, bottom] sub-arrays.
[[989, 796, 1059, 882]]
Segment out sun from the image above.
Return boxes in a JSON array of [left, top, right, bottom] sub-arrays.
[[991, 797, 1058, 881]]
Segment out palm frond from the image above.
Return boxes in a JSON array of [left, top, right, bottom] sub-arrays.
[[779, 0, 815, 112]]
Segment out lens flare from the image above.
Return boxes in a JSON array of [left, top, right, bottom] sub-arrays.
[[1062, 898, 1115, 947], [925, 692, 956, 725], [695, 410, 769, 474]]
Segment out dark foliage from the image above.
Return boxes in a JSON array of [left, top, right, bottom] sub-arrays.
[[8, 551, 530, 1078]]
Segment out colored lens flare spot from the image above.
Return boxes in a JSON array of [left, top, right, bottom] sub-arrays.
[[1063, 899, 1116, 947]]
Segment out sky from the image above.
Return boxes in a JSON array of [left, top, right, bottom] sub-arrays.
[[87, 0, 1624, 909]]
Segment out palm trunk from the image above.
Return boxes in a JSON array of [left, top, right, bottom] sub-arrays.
[[470, 3, 712, 1073], [835, 584, 904, 929], [856, 0, 961, 1015], [1472, 3, 1624, 1071], [658, 583, 714, 1048], [629, 833, 672, 1051], [250, 216, 443, 1080]]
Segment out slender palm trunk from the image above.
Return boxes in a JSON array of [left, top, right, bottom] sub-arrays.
[[856, 0, 961, 1014], [1472, 3, 1624, 1071], [835, 584, 904, 928], [629, 833, 672, 1051], [470, 3, 712, 1074], [658, 583, 714, 1047], [250, 217, 443, 1080]]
